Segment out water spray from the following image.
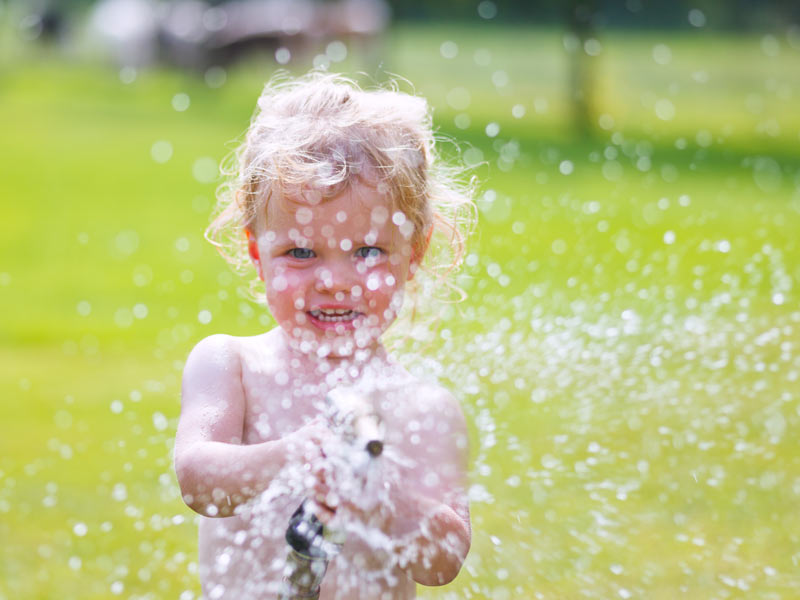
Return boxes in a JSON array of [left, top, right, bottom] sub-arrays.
[[278, 391, 384, 600]]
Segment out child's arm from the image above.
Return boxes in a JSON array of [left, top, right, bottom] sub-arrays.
[[392, 387, 471, 586], [390, 482, 471, 586], [343, 385, 471, 586], [174, 334, 328, 517]]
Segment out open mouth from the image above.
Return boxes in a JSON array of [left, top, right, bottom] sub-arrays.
[[308, 308, 360, 323]]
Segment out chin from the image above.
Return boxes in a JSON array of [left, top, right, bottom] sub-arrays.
[[324, 339, 356, 358], [327, 334, 379, 358], [319, 331, 388, 359], [284, 324, 387, 359]]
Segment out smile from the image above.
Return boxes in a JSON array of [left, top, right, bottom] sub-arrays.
[[308, 309, 360, 322]]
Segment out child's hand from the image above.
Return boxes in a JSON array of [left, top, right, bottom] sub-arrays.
[[291, 417, 339, 521]]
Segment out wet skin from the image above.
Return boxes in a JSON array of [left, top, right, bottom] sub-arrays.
[[175, 184, 470, 598], [248, 184, 419, 359]]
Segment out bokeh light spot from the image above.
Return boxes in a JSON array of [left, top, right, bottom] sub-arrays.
[[150, 140, 173, 163]]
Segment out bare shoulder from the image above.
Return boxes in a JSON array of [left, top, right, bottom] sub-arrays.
[[405, 379, 466, 426], [184, 333, 242, 376], [235, 328, 288, 375], [179, 333, 261, 446], [382, 376, 469, 459], [183, 330, 282, 381]]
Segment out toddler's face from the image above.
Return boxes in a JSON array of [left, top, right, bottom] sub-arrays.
[[251, 183, 419, 357]]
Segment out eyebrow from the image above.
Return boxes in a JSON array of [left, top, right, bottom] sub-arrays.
[[265, 233, 311, 250]]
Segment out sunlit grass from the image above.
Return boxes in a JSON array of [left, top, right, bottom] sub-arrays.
[[1, 22, 799, 599]]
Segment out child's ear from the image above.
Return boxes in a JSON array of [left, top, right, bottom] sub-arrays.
[[246, 230, 264, 281]]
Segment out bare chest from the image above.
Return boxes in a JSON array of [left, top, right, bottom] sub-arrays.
[[239, 366, 327, 444]]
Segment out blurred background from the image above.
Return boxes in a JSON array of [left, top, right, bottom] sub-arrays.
[[2, 0, 800, 598]]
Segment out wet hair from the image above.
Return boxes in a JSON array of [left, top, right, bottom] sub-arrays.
[[207, 71, 476, 301]]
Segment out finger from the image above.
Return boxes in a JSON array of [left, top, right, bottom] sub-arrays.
[[314, 503, 337, 525]]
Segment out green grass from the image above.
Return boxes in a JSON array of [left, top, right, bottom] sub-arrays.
[[1, 22, 800, 599]]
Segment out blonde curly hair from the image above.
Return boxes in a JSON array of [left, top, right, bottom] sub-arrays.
[[206, 71, 476, 303]]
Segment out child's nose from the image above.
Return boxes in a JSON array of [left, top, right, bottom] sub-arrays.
[[314, 265, 355, 294]]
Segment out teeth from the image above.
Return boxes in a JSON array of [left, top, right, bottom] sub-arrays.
[[310, 309, 357, 322]]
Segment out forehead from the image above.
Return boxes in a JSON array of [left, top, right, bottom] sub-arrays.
[[265, 184, 395, 236]]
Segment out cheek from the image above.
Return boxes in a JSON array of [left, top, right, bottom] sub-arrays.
[[363, 272, 405, 309], [266, 272, 310, 309]]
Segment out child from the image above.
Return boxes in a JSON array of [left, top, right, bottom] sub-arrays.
[[174, 72, 475, 599]]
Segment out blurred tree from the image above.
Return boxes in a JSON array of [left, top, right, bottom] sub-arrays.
[[565, 0, 598, 139]]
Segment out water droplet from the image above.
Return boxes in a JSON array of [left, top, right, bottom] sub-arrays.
[[175, 237, 190, 252], [205, 66, 227, 88], [312, 54, 330, 70], [112, 483, 128, 501], [655, 98, 675, 121], [132, 264, 153, 287], [119, 66, 136, 84], [752, 157, 782, 193], [153, 412, 168, 431], [114, 308, 134, 328], [696, 130, 713, 147], [472, 49, 491, 70], [463, 147, 484, 166], [602, 160, 623, 181], [652, 44, 672, 65], [54, 410, 73, 429], [598, 113, 615, 130], [541, 454, 560, 469], [151, 140, 173, 163], [491, 70, 509, 87], [192, 157, 218, 184], [172, 92, 190, 112], [440, 40, 458, 59], [446, 87, 471, 110], [584, 38, 602, 56], [477, 1, 497, 19], [688, 8, 706, 27], [326, 40, 347, 62], [761, 34, 780, 57], [114, 230, 140, 256]]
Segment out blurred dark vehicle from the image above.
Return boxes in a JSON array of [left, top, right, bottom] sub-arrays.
[[19, 2, 68, 43], [89, 0, 389, 69]]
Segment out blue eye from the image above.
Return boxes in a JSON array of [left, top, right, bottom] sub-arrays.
[[355, 247, 383, 259], [288, 248, 315, 259]]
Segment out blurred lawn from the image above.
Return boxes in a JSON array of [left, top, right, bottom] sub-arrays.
[[1, 23, 800, 599]]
